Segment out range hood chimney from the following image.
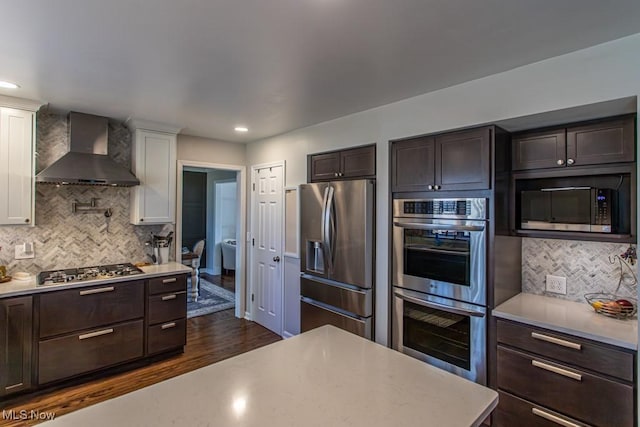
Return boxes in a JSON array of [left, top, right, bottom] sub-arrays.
[[36, 112, 140, 186]]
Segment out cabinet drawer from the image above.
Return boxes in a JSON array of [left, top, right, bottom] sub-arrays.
[[148, 291, 187, 325], [497, 320, 634, 381], [38, 320, 144, 384], [495, 391, 591, 427], [497, 346, 633, 427], [147, 318, 186, 355], [148, 274, 187, 295], [39, 281, 144, 338]]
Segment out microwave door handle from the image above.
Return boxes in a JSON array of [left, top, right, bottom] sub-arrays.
[[393, 221, 485, 232], [394, 291, 485, 317]]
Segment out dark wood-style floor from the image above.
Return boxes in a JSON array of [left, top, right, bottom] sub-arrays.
[[1, 310, 281, 426], [202, 272, 235, 293]]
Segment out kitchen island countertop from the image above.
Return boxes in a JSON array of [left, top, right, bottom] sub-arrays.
[[43, 325, 497, 427], [493, 293, 638, 350], [0, 262, 192, 298]]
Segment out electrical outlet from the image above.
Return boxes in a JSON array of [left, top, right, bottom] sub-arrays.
[[15, 242, 35, 260], [546, 274, 567, 295]]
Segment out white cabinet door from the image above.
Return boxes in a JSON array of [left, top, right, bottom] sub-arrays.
[[130, 130, 176, 224], [0, 108, 34, 225]]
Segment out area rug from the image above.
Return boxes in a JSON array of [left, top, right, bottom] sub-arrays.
[[187, 279, 235, 318]]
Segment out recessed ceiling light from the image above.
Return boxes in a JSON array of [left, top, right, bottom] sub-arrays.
[[234, 126, 249, 132], [0, 81, 19, 89]]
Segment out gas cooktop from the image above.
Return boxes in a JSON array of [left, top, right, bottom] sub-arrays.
[[38, 263, 144, 286]]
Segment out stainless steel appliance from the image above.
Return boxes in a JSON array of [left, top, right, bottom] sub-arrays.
[[300, 179, 375, 339], [520, 187, 614, 232], [392, 198, 487, 305], [38, 263, 143, 285], [392, 197, 488, 384], [392, 288, 486, 384]]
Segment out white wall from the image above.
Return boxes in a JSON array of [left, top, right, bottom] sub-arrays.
[[247, 33, 640, 346], [178, 134, 246, 166]]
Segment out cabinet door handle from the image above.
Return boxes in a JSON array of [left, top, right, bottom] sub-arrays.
[[433, 185, 441, 190], [334, 172, 339, 177], [427, 185, 433, 190], [162, 294, 177, 301], [531, 332, 582, 350], [531, 360, 582, 381], [162, 278, 177, 283], [532, 408, 581, 427], [161, 322, 176, 330], [79, 286, 115, 296], [567, 158, 575, 165], [79, 328, 114, 340], [556, 159, 565, 165]]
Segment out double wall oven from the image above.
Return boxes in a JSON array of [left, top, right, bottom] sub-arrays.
[[392, 198, 488, 384]]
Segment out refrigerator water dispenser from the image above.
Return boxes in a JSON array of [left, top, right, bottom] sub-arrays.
[[306, 240, 325, 273]]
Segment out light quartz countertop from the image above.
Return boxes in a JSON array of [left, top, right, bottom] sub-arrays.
[[0, 262, 192, 298], [43, 325, 498, 427], [493, 293, 638, 350]]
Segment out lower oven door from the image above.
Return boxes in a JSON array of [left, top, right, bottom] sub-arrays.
[[392, 287, 486, 385]]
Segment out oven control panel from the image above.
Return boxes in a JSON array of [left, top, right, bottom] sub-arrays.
[[403, 200, 471, 216], [394, 198, 486, 220]]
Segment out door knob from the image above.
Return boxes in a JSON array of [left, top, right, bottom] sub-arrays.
[[556, 159, 565, 165], [273, 256, 281, 262], [567, 158, 575, 165]]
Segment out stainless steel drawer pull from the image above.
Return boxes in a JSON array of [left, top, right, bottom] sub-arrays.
[[531, 360, 582, 381], [79, 286, 115, 296], [532, 408, 581, 427], [531, 332, 582, 350], [162, 278, 177, 283], [161, 322, 176, 330], [79, 328, 114, 340], [5, 383, 24, 391], [162, 294, 177, 301]]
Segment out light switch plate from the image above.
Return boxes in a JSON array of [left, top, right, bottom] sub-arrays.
[[15, 243, 35, 260], [546, 274, 567, 295]]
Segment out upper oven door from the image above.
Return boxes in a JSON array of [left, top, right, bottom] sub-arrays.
[[393, 217, 487, 305]]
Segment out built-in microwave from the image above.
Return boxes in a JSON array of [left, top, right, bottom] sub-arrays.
[[520, 187, 614, 233]]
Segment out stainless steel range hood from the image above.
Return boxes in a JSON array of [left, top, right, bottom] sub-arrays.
[[36, 112, 140, 186]]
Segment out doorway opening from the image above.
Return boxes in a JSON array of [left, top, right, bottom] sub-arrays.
[[176, 161, 246, 319]]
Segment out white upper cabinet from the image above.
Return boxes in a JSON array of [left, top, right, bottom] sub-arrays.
[[0, 97, 43, 226], [128, 120, 181, 225]]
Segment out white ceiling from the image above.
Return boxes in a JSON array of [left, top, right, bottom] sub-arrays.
[[1, 1, 639, 143]]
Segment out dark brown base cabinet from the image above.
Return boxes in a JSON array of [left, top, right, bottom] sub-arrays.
[[0, 297, 33, 396], [494, 319, 636, 427], [0, 272, 188, 396], [146, 274, 187, 355]]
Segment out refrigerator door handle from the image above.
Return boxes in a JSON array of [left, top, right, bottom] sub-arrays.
[[324, 185, 335, 274]]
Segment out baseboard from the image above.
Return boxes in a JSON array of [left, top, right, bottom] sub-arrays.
[[282, 331, 296, 339], [244, 311, 252, 321]]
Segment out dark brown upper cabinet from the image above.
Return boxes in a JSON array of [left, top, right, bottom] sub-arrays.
[[513, 115, 635, 171], [308, 144, 375, 182], [392, 127, 491, 192]]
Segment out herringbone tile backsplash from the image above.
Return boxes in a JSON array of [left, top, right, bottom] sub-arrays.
[[0, 110, 165, 274], [522, 238, 637, 302]]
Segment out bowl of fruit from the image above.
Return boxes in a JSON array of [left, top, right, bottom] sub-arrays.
[[585, 293, 637, 319]]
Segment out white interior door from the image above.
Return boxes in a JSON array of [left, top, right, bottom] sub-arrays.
[[251, 164, 284, 335]]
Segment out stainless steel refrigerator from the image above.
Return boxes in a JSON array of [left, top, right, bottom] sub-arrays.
[[299, 179, 375, 339]]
